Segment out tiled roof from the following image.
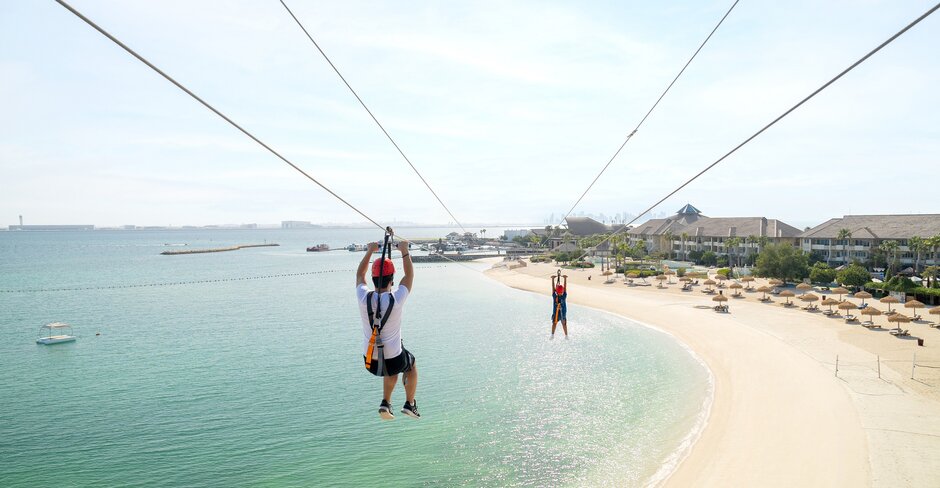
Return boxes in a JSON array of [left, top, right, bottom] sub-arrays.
[[798, 215, 940, 239], [628, 216, 801, 238]]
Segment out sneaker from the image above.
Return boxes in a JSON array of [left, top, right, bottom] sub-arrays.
[[550, 334, 555, 340], [379, 400, 394, 420], [401, 401, 421, 419]]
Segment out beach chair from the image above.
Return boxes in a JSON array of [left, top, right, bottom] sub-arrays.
[[913, 314, 923, 321], [890, 329, 910, 337], [759, 296, 772, 303], [823, 310, 835, 316], [844, 315, 858, 323]]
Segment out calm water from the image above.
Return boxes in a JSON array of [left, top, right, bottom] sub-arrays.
[[0, 229, 710, 487]]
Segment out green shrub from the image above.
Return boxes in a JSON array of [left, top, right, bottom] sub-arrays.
[[716, 268, 731, 277], [619, 268, 657, 278], [677, 267, 686, 277], [573, 261, 595, 268], [809, 262, 837, 285]]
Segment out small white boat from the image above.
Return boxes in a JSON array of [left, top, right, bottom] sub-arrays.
[[36, 322, 76, 345]]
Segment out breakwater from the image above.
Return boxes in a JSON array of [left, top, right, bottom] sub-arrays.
[[161, 243, 279, 255]]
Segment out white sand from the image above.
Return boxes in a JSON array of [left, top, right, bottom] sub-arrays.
[[485, 260, 940, 487]]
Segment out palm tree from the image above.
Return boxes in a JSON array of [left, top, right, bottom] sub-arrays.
[[909, 236, 923, 272], [663, 231, 675, 259], [880, 240, 900, 275], [481, 229, 487, 242], [836, 228, 852, 266], [931, 235, 940, 267], [745, 235, 757, 266], [726, 236, 742, 267]]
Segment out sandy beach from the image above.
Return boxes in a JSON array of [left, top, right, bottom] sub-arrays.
[[485, 260, 940, 487]]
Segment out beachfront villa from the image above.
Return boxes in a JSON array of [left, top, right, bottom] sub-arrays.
[[626, 204, 802, 259], [798, 214, 940, 266]]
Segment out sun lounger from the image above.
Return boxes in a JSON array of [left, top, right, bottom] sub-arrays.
[[713, 305, 729, 313], [823, 310, 836, 316], [759, 297, 772, 302], [913, 314, 922, 321], [890, 329, 910, 337], [782, 302, 795, 307]]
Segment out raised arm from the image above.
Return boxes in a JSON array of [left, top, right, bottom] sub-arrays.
[[551, 275, 556, 292], [397, 239, 414, 291], [356, 242, 380, 286], [563, 275, 568, 290]]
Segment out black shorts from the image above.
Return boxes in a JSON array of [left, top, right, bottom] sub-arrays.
[[363, 345, 415, 377]]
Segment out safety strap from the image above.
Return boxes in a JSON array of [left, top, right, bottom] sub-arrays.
[[364, 227, 395, 374], [364, 291, 396, 374]]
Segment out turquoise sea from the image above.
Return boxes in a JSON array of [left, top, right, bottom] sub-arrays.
[[0, 228, 710, 487]]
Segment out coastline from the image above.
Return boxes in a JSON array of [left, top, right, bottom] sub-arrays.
[[484, 260, 940, 487]]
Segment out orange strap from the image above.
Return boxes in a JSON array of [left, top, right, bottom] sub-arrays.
[[364, 328, 378, 370]]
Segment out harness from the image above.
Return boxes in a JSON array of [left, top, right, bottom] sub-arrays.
[[364, 229, 395, 375]]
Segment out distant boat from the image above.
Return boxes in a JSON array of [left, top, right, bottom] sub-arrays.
[[346, 243, 366, 252], [37, 322, 76, 345], [306, 244, 330, 252]]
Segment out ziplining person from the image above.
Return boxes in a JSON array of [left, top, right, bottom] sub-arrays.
[[551, 271, 569, 339], [356, 228, 419, 420]]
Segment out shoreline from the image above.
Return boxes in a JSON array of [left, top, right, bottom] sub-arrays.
[[483, 260, 940, 487]]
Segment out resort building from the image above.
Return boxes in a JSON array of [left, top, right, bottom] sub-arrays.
[[798, 214, 940, 266], [626, 204, 801, 259]]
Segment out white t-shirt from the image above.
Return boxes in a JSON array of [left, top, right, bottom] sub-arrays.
[[357, 284, 410, 359]]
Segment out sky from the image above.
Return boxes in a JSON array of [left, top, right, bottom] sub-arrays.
[[1, 0, 938, 230]]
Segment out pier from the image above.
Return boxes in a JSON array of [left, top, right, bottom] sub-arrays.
[[161, 243, 279, 255]]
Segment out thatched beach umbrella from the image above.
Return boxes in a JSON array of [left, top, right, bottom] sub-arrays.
[[887, 313, 912, 332], [757, 285, 772, 300], [779, 289, 795, 305], [626, 272, 639, 279], [830, 287, 849, 301], [703, 279, 716, 286], [714, 274, 728, 281], [853, 291, 872, 307], [655, 275, 668, 288], [730, 282, 743, 290], [741, 276, 755, 289], [796, 283, 813, 294], [929, 307, 940, 325], [800, 293, 819, 302], [602, 269, 613, 276], [769, 279, 784, 287], [712, 294, 728, 302], [861, 306, 882, 325], [821, 297, 840, 313], [904, 299, 925, 316], [880, 296, 900, 313], [679, 276, 692, 282]]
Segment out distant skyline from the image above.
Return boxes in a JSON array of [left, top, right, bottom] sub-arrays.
[[2, 1, 938, 229]]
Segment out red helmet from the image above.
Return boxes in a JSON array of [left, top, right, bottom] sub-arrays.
[[555, 284, 565, 294], [372, 258, 395, 277]]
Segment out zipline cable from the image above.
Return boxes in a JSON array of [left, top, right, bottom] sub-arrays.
[[53, 0, 478, 273], [279, 0, 468, 234], [53, 0, 385, 232], [568, 1, 940, 265], [556, 0, 740, 229]]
